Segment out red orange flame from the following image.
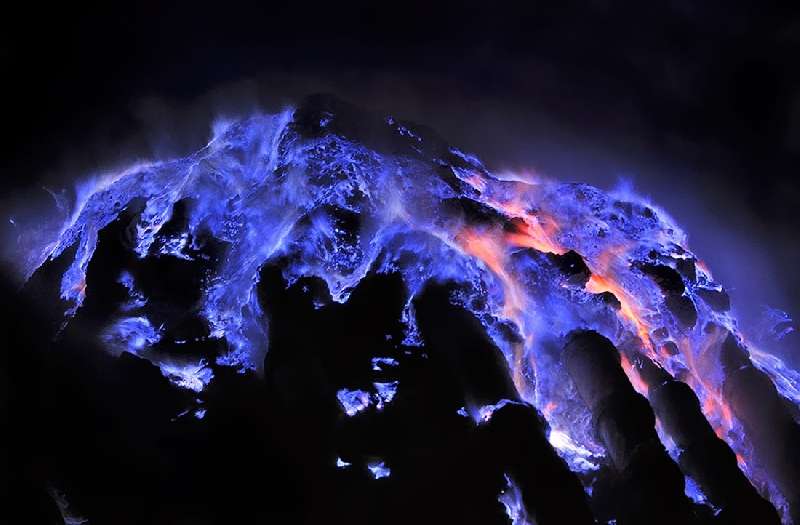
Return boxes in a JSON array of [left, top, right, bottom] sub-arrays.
[[454, 187, 743, 468]]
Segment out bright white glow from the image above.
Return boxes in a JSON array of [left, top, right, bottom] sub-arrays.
[[159, 360, 214, 392], [547, 429, 601, 473]]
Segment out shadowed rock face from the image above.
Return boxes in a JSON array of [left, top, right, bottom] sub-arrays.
[[638, 263, 698, 328], [641, 354, 782, 525], [564, 330, 697, 525], [720, 335, 800, 524], [7, 94, 800, 524], [414, 284, 595, 525]]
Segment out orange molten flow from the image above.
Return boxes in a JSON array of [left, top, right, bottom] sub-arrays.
[[677, 332, 736, 439], [620, 353, 650, 396], [456, 196, 739, 451], [585, 273, 655, 354], [583, 244, 656, 355], [456, 228, 527, 322], [504, 214, 566, 256], [500, 209, 649, 351], [457, 203, 661, 401], [456, 227, 533, 396]]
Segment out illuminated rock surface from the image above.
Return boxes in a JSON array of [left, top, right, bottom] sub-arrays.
[[8, 95, 800, 524]]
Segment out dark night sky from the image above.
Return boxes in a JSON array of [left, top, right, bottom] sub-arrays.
[[2, 1, 799, 354]]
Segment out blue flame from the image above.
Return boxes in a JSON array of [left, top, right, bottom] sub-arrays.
[[367, 460, 391, 480], [371, 356, 399, 371], [159, 360, 214, 392], [337, 388, 371, 416], [101, 316, 161, 354], [498, 473, 533, 525], [14, 101, 800, 520]]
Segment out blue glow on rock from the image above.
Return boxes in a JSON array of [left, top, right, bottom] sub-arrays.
[[117, 271, 148, 311], [475, 399, 522, 424], [338, 382, 400, 416], [684, 476, 707, 505], [336, 457, 351, 469], [158, 359, 214, 392], [100, 316, 161, 355], [371, 357, 399, 371], [14, 99, 800, 517], [750, 348, 800, 407], [367, 460, 391, 479], [546, 429, 602, 473], [373, 381, 398, 410], [337, 388, 371, 416], [498, 473, 532, 525], [158, 232, 192, 260]]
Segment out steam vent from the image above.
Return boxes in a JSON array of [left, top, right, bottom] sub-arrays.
[[10, 95, 800, 524]]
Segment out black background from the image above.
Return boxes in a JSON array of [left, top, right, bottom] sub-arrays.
[[3, 2, 800, 523]]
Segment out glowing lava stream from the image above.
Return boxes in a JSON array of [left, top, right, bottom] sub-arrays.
[[455, 228, 535, 396], [678, 329, 736, 440], [24, 106, 800, 520], [455, 190, 745, 470]]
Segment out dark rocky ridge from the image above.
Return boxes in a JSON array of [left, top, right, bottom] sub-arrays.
[[564, 330, 699, 525], [6, 94, 795, 524]]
